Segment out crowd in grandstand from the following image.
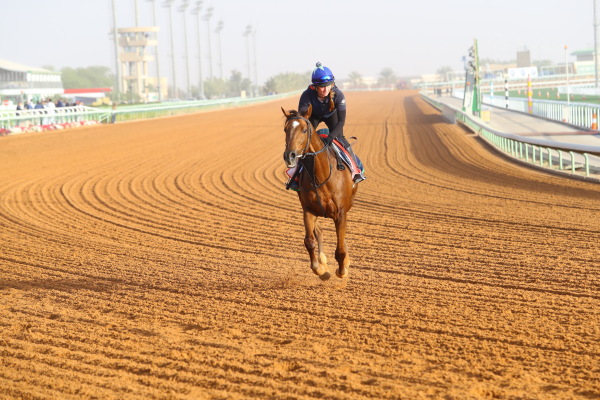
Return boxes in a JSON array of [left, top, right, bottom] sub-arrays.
[[1, 97, 100, 135], [16, 98, 84, 111]]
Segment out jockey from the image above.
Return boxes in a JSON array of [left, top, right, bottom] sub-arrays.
[[297, 62, 365, 184]]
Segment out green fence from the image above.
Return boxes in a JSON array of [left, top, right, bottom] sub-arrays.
[[109, 92, 299, 123]]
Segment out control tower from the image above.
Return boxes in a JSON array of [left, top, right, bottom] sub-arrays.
[[117, 26, 165, 102]]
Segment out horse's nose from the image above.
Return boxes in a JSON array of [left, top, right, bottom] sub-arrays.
[[284, 151, 297, 167]]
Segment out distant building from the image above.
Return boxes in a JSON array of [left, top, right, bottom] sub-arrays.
[[572, 49, 594, 62], [340, 76, 377, 90], [0, 59, 63, 108], [516, 50, 531, 68], [571, 49, 594, 75], [63, 88, 112, 106]]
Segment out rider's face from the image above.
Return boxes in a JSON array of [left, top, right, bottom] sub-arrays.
[[316, 84, 332, 98]]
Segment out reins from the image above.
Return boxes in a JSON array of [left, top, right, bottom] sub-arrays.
[[286, 116, 333, 191], [287, 116, 329, 159]]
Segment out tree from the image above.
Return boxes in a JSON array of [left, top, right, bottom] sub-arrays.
[[262, 71, 310, 95], [225, 70, 252, 97], [348, 71, 363, 87], [61, 66, 114, 89], [202, 70, 253, 99], [436, 66, 453, 81], [378, 68, 397, 86], [203, 77, 227, 99]]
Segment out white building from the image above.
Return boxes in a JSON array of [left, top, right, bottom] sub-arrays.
[[0, 59, 63, 109]]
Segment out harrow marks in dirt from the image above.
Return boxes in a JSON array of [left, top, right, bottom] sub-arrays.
[[1, 91, 599, 399]]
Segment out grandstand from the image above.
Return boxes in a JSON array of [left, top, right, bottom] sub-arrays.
[[0, 59, 63, 109]]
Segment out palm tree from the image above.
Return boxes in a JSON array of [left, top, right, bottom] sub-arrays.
[[378, 68, 397, 86], [348, 71, 363, 87], [436, 66, 453, 81]]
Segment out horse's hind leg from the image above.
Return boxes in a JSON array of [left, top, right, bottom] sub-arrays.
[[304, 212, 329, 279], [334, 213, 350, 278]]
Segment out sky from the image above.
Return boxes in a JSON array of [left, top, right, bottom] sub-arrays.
[[0, 0, 595, 90]]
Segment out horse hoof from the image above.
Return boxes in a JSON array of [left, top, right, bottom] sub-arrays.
[[335, 268, 348, 279], [311, 265, 328, 277], [311, 266, 331, 281]]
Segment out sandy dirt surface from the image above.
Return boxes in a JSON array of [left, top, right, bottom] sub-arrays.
[[1, 90, 599, 400]]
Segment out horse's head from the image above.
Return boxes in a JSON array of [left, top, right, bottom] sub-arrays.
[[282, 104, 313, 168]]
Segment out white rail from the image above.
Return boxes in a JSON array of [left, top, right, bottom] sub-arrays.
[[0, 106, 109, 134], [483, 95, 600, 130], [453, 88, 600, 132]]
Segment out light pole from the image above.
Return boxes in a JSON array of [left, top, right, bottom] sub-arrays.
[[147, 0, 163, 102], [203, 6, 214, 79], [163, 0, 177, 99], [179, 0, 191, 99], [134, 0, 140, 26], [111, 0, 121, 96], [595, 0, 599, 89], [565, 45, 570, 108], [215, 20, 224, 80], [252, 26, 258, 96], [243, 24, 252, 96], [191, 1, 205, 99]]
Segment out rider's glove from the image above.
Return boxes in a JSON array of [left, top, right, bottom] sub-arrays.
[[323, 135, 334, 146]]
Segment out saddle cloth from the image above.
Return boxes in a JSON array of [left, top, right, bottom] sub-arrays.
[[285, 137, 361, 181]]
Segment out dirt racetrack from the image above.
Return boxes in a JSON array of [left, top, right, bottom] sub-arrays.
[[1, 90, 599, 400]]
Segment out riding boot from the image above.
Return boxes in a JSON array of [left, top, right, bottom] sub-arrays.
[[289, 177, 300, 191], [340, 139, 365, 184]]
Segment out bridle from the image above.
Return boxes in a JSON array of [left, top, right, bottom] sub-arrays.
[[285, 115, 333, 191], [286, 115, 329, 159]]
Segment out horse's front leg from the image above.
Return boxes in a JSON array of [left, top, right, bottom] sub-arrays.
[[314, 220, 328, 270], [304, 211, 330, 280], [334, 212, 350, 278]]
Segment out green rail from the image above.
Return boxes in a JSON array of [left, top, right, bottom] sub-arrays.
[[0, 92, 298, 136], [110, 92, 298, 123], [420, 92, 600, 183]]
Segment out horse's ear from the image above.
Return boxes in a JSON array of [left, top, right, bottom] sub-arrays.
[[301, 104, 312, 119], [281, 107, 291, 118]]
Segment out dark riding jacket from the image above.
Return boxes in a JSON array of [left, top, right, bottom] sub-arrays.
[[298, 86, 347, 144]]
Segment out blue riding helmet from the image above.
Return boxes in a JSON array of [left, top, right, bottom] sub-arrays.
[[312, 62, 335, 86]]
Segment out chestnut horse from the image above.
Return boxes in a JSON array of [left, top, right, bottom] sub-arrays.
[[282, 105, 358, 279]]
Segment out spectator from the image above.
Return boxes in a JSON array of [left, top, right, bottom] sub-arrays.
[[45, 98, 56, 124], [34, 100, 44, 125], [111, 103, 118, 123], [16, 102, 23, 124]]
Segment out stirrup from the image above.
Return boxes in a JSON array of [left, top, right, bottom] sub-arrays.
[[287, 179, 300, 191]]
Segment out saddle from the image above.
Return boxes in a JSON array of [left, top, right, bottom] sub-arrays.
[[285, 135, 362, 189], [325, 136, 362, 176]]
